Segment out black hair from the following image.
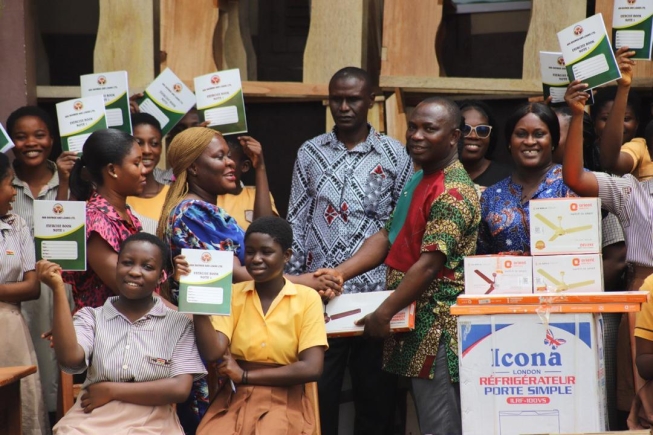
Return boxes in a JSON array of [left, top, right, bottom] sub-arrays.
[[329, 67, 372, 94], [553, 106, 601, 171], [131, 112, 162, 135], [118, 232, 168, 270], [6, 106, 55, 138], [505, 102, 560, 151], [459, 99, 498, 158], [69, 129, 137, 201], [418, 96, 464, 131], [225, 136, 249, 163], [0, 152, 11, 181], [245, 216, 293, 252], [591, 86, 642, 122]]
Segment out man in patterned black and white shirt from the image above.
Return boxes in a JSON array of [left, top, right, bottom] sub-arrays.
[[286, 67, 412, 435]]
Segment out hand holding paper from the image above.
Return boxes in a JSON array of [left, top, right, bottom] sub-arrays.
[[564, 80, 591, 115], [615, 46, 636, 87], [56, 151, 79, 183], [355, 310, 391, 339]]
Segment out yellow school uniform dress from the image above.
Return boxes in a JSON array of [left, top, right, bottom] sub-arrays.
[[217, 185, 278, 230], [621, 138, 653, 181], [197, 280, 328, 435], [127, 185, 170, 234]]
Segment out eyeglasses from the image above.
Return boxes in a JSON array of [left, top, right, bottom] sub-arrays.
[[463, 124, 493, 139]]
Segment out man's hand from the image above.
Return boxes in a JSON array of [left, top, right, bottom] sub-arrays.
[[564, 80, 590, 116], [615, 46, 636, 88], [217, 350, 244, 383], [355, 310, 391, 339], [80, 383, 114, 413]]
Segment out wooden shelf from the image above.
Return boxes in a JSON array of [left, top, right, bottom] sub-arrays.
[[37, 82, 329, 102], [380, 76, 542, 97], [453, 1, 531, 14]]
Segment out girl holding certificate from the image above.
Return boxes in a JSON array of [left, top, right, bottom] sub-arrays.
[[63, 129, 146, 311], [39, 233, 206, 434], [194, 216, 327, 434], [0, 151, 50, 434]]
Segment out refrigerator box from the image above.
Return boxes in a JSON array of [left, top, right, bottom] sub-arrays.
[[464, 256, 533, 295], [324, 290, 415, 337], [450, 302, 640, 315], [530, 198, 602, 255], [458, 313, 607, 435], [456, 291, 648, 306], [532, 254, 604, 294]]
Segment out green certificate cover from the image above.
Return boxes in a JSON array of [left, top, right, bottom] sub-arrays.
[[81, 71, 133, 134], [194, 69, 248, 135], [34, 200, 86, 271], [136, 68, 197, 137], [557, 13, 622, 90], [179, 249, 233, 315], [0, 123, 15, 154], [55, 95, 108, 154], [613, 0, 653, 60]]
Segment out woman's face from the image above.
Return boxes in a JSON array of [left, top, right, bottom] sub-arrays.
[[11, 116, 53, 168], [460, 108, 492, 164], [111, 142, 147, 196], [190, 135, 237, 196], [116, 240, 163, 300], [593, 101, 639, 143], [0, 172, 17, 216], [510, 113, 553, 169], [133, 124, 162, 176]]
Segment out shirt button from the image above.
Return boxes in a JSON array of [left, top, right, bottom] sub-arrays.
[[122, 365, 128, 370], [125, 345, 130, 349], [261, 342, 266, 347]]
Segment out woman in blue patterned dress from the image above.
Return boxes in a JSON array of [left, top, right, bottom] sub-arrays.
[[477, 102, 577, 255]]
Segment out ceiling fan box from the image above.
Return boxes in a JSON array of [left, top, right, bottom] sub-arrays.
[[529, 198, 602, 255], [533, 254, 604, 293], [464, 255, 533, 295]]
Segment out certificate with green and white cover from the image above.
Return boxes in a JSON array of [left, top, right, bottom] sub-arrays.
[[613, 0, 653, 60], [136, 68, 196, 136], [194, 69, 247, 135], [56, 95, 107, 154], [81, 71, 132, 134], [34, 200, 86, 271], [540, 51, 570, 103], [0, 123, 14, 154], [557, 13, 621, 89], [179, 249, 233, 315]]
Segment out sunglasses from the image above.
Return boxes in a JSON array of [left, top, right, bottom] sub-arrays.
[[463, 124, 493, 139]]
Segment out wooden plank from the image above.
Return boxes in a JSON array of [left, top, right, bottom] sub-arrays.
[[595, 0, 653, 80], [37, 82, 330, 101], [223, 0, 248, 80], [0, 366, 36, 387], [385, 90, 407, 144], [161, 0, 219, 86], [303, 0, 366, 84], [95, 0, 155, 89], [522, 0, 586, 81], [380, 76, 542, 96], [381, 0, 442, 78]]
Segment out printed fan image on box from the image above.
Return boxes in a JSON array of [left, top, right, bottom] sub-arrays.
[[533, 214, 593, 242], [536, 270, 595, 293]]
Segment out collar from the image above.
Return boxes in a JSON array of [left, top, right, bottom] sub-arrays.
[[102, 296, 167, 321], [323, 124, 383, 154], [0, 214, 15, 233], [12, 160, 60, 195], [242, 279, 298, 296]]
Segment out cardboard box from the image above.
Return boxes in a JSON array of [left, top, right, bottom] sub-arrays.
[[464, 256, 533, 295], [456, 291, 648, 306], [324, 290, 415, 337], [532, 255, 603, 294], [450, 303, 640, 315], [458, 313, 607, 435], [530, 198, 602, 255]]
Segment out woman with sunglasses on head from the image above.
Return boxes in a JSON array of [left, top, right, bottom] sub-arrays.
[[458, 100, 511, 188], [477, 102, 578, 255]]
